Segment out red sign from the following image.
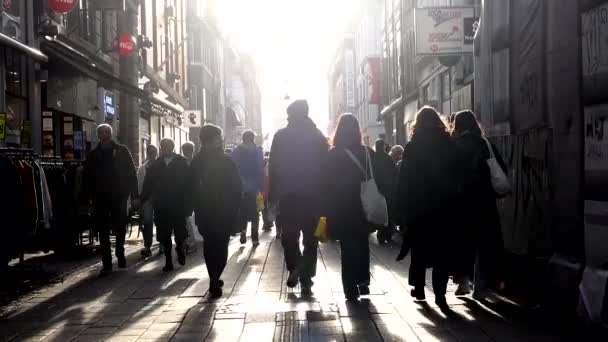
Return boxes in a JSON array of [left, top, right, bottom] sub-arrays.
[[48, 0, 77, 13], [118, 33, 136, 56]]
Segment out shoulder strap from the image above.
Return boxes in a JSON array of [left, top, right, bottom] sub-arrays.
[[345, 147, 371, 179], [482, 137, 495, 159]]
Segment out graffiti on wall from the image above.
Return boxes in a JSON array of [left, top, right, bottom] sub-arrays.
[[582, 4, 608, 77], [494, 130, 553, 255]]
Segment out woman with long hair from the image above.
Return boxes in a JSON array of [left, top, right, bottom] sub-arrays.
[[323, 114, 376, 301], [396, 106, 460, 310], [451, 110, 507, 300]]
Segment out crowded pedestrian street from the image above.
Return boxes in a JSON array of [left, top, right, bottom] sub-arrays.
[[0, 231, 584, 342]]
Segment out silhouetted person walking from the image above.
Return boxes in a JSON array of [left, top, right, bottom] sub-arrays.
[[374, 139, 398, 244], [269, 99, 329, 296], [397, 107, 459, 311], [451, 110, 507, 299], [141, 138, 189, 272], [323, 114, 376, 300], [182, 141, 198, 253], [232, 130, 264, 246], [137, 144, 158, 258], [190, 125, 242, 298], [84, 124, 138, 274]]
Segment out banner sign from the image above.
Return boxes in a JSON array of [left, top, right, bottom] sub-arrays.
[[415, 7, 476, 55]]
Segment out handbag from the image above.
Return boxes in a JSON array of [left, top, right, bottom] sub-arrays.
[[345, 147, 389, 226], [483, 137, 511, 196]]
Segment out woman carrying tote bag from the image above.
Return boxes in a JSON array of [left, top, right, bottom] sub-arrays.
[[322, 114, 382, 301]]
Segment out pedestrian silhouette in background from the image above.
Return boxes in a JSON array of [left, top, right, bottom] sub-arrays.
[[182, 141, 198, 254], [269, 99, 329, 296], [84, 124, 138, 274], [374, 139, 398, 244], [390, 145, 404, 169], [323, 114, 375, 300], [141, 138, 189, 272], [232, 130, 265, 246], [137, 144, 158, 258], [451, 110, 507, 299], [190, 125, 242, 298], [396, 107, 460, 311], [262, 151, 275, 233]]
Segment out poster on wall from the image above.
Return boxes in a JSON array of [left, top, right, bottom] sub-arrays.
[[0, 113, 6, 140], [415, 7, 476, 55]]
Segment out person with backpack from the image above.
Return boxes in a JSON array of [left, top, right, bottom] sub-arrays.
[[451, 110, 507, 300], [189, 125, 242, 298], [323, 114, 379, 300]]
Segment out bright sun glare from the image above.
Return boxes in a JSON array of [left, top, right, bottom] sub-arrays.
[[216, 0, 362, 136]]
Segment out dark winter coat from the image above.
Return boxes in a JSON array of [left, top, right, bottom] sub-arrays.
[[374, 150, 398, 200], [322, 145, 377, 239], [84, 141, 138, 202], [397, 130, 460, 267], [269, 116, 329, 205], [452, 133, 507, 278], [189, 148, 242, 235], [141, 153, 190, 217], [231, 143, 264, 193]]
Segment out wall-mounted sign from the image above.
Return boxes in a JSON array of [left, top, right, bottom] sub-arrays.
[[344, 49, 356, 108], [183, 110, 202, 128], [105, 93, 115, 118], [415, 7, 476, 55], [118, 33, 136, 56], [0, 113, 6, 140], [48, 0, 78, 14], [364, 57, 381, 105]]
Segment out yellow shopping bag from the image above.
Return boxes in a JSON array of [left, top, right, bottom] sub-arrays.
[[314, 217, 329, 243], [256, 192, 265, 212]]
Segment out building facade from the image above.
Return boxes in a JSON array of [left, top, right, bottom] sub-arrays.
[[353, 0, 385, 145], [328, 37, 357, 135]]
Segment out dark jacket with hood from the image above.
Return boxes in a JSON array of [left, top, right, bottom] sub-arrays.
[[141, 153, 190, 217], [269, 115, 329, 205], [84, 141, 138, 202], [189, 147, 242, 234]]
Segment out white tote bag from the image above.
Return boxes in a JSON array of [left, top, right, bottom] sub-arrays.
[[483, 137, 511, 196], [345, 147, 389, 226]]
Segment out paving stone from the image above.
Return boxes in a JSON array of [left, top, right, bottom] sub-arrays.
[[81, 326, 118, 335]]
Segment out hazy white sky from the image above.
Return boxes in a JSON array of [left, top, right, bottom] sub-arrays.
[[216, 0, 361, 136]]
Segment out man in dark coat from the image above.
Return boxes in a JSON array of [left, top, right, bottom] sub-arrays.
[[84, 124, 138, 274], [141, 138, 190, 272], [189, 125, 242, 298], [374, 139, 398, 243], [269, 99, 329, 296]]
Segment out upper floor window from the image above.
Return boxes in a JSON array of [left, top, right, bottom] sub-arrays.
[[1, 0, 25, 42]]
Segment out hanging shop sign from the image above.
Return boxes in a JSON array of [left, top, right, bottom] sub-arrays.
[[0, 113, 6, 140], [364, 57, 381, 105], [118, 33, 136, 56], [48, 0, 78, 14], [183, 110, 202, 128], [415, 7, 476, 55]]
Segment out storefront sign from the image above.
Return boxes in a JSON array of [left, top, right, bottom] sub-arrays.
[[415, 7, 476, 55], [118, 33, 136, 56], [364, 58, 381, 105], [105, 93, 115, 119], [345, 49, 356, 108], [183, 110, 202, 128], [0, 113, 6, 140], [48, 0, 78, 14]]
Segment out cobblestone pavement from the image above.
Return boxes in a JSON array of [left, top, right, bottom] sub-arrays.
[[0, 230, 592, 341]]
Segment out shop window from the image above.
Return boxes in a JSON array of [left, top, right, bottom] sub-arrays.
[[0, 0, 25, 42], [3, 46, 28, 147]]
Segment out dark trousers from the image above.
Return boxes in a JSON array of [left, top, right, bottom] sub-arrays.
[[408, 257, 450, 298], [339, 234, 371, 292], [240, 192, 260, 242], [278, 195, 319, 286], [156, 212, 187, 265], [141, 201, 154, 249], [94, 197, 128, 268], [200, 230, 230, 283]]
